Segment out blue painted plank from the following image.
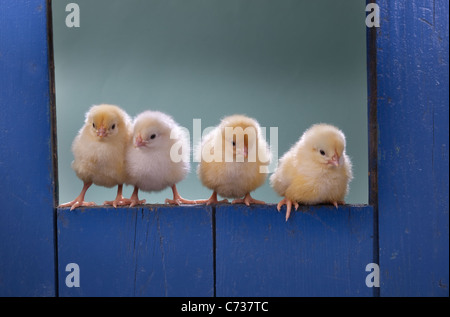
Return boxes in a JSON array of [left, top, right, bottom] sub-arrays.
[[215, 204, 374, 297], [0, 0, 57, 296], [58, 205, 213, 297], [376, 0, 449, 296], [134, 205, 214, 296], [57, 207, 137, 296]]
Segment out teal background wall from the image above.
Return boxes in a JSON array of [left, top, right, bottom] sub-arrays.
[[53, 0, 368, 205]]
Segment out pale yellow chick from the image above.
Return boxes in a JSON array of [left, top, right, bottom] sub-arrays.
[[196, 115, 271, 205], [270, 123, 353, 220], [59, 104, 132, 210], [125, 110, 195, 206]]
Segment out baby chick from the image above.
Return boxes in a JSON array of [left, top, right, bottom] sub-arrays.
[[59, 104, 132, 210], [196, 115, 271, 205], [125, 110, 195, 206], [270, 123, 353, 221]]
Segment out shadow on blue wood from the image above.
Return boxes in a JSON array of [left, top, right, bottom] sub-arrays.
[[215, 204, 374, 297], [58, 205, 214, 297]]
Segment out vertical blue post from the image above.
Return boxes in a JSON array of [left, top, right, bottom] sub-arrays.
[[0, 0, 57, 296], [376, 0, 449, 296]]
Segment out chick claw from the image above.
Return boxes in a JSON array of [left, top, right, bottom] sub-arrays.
[[104, 185, 132, 208], [127, 186, 146, 207], [104, 198, 132, 208], [59, 181, 96, 211], [165, 197, 198, 205], [276, 198, 299, 221], [332, 201, 345, 209], [129, 198, 146, 208], [59, 199, 96, 211], [196, 191, 228, 205], [231, 193, 265, 206], [165, 185, 198, 205]]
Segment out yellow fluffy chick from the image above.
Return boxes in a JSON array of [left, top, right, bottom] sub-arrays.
[[59, 104, 132, 210], [125, 110, 195, 206], [270, 123, 353, 221], [196, 114, 271, 205]]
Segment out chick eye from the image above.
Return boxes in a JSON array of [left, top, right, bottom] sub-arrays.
[[92, 123, 96, 128], [150, 134, 156, 140], [111, 124, 116, 130], [232, 141, 236, 147], [320, 150, 326, 156]]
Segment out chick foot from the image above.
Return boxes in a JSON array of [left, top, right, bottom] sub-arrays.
[[127, 186, 146, 207], [232, 193, 265, 206], [104, 197, 132, 208], [332, 200, 345, 209], [59, 182, 96, 211], [196, 191, 229, 205], [277, 197, 299, 221], [104, 185, 132, 208], [165, 185, 198, 205], [59, 199, 96, 211]]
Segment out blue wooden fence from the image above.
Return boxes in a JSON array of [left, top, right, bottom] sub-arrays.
[[0, 0, 57, 296], [376, 0, 449, 297], [0, 0, 448, 297], [57, 204, 373, 297]]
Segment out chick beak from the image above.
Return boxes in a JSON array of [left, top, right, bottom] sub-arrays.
[[97, 127, 107, 138], [135, 134, 146, 148], [329, 154, 340, 167], [243, 145, 248, 158]]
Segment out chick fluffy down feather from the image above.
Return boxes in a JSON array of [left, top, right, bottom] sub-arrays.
[[71, 104, 132, 187], [270, 123, 353, 204], [196, 114, 271, 199], [126, 111, 190, 192]]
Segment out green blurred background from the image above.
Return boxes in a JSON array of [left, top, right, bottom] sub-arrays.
[[53, 0, 368, 205]]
